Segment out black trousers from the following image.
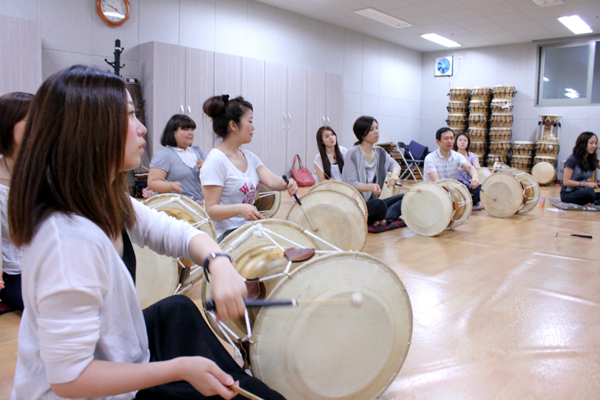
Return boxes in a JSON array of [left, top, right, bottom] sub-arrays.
[[561, 188, 600, 206], [136, 295, 286, 400], [366, 194, 404, 225], [0, 272, 23, 311]]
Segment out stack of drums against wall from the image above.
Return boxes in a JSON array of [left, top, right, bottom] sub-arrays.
[[487, 85, 516, 167], [531, 115, 561, 185], [446, 88, 470, 140], [467, 87, 492, 164]]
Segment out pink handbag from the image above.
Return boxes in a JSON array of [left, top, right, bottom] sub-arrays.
[[290, 154, 315, 187]]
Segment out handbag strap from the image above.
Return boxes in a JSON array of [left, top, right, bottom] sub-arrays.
[[292, 154, 304, 169]]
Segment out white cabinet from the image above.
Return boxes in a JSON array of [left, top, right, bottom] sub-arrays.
[[241, 57, 266, 162], [138, 42, 214, 156], [0, 15, 42, 96]]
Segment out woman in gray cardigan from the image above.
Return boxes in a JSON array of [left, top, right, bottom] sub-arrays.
[[341, 116, 403, 226]]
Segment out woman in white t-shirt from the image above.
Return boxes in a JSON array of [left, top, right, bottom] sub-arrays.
[[314, 126, 347, 182], [201, 95, 298, 241]]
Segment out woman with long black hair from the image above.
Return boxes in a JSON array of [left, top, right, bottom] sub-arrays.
[[560, 131, 600, 206], [313, 126, 347, 182]]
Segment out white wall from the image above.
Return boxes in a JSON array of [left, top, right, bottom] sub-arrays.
[[0, 0, 422, 151], [420, 42, 600, 177]]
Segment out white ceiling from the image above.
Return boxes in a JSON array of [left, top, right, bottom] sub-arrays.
[[254, 0, 600, 52]]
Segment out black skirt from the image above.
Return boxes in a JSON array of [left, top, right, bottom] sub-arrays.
[[136, 295, 286, 400]]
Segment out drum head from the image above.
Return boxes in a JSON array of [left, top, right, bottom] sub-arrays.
[[134, 243, 179, 309], [480, 173, 523, 217], [401, 182, 453, 236], [250, 252, 412, 400], [514, 172, 540, 213], [477, 167, 492, 184], [436, 179, 473, 229], [144, 193, 217, 240], [531, 162, 556, 185], [309, 180, 367, 215], [254, 183, 281, 219], [286, 191, 367, 251]]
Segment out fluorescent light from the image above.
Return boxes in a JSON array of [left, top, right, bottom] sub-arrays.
[[421, 33, 461, 48], [531, 0, 563, 7], [558, 15, 593, 34], [543, 77, 550, 82], [354, 8, 411, 28]]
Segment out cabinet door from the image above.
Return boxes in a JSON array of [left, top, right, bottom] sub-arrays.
[[214, 53, 241, 98], [151, 42, 186, 156], [306, 69, 327, 171], [264, 62, 288, 174], [186, 47, 215, 154], [326, 73, 343, 135], [286, 65, 307, 173], [241, 57, 266, 162]]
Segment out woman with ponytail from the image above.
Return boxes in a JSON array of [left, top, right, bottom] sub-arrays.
[[201, 95, 298, 241]]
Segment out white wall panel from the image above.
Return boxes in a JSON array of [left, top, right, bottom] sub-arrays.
[[0, 0, 38, 20], [215, 0, 248, 57], [322, 23, 344, 75], [361, 94, 379, 116], [139, 0, 179, 45], [41, 49, 92, 81], [39, 0, 92, 54], [343, 29, 363, 94], [362, 35, 380, 97], [180, 0, 216, 51], [343, 91, 362, 114]]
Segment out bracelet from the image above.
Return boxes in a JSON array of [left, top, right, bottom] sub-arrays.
[[202, 253, 233, 283]]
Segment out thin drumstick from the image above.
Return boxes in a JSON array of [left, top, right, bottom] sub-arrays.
[[282, 175, 319, 232], [480, 188, 496, 201], [228, 384, 265, 400], [206, 293, 363, 311]]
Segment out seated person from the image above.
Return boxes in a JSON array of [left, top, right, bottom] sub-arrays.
[[201, 95, 297, 242], [423, 127, 480, 207], [314, 126, 347, 182], [560, 131, 600, 206], [0, 91, 33, 313], [148, 114, 207, 205], [342, 116, 403, 226], [453, 132, 483, 209]]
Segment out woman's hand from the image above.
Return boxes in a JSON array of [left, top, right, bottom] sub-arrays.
[[238, 204, 265, 221], [0, 267, 4, 290], [171, 181, 182, 194], [371, 183, 382, 196], [196, 199, 205, 206], [470, 177, 479, 189], [387, 176, 398, 188], [284, 177, 298, 196], [196, 159, 204, 169], [208, 257, 248, 320], [177, 357, 237, 399]]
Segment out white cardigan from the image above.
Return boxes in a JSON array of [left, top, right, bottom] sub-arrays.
[[11, 198, 203, 400]]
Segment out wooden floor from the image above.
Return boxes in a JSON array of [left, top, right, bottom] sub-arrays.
[[1, 184, 599, 399]]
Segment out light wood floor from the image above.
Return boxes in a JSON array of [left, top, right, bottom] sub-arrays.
[[1, 184, 599, 400]]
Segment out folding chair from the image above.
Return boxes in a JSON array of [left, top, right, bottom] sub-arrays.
[[397, 140, 428, 182]]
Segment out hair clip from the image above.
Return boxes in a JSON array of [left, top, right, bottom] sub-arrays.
[[221, 94, 229, 104]]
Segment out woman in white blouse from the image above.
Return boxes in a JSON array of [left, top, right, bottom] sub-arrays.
[[314, 126, 347, 182]]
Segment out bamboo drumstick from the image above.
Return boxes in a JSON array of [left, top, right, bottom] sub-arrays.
[[228, 384, 265, 400]]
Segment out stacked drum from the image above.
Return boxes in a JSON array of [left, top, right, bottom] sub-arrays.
[[488, 85, 516, 167], [446, 88, 470, 135], [511, 141, 535, 172], [532, 115, 561, 185], [468, 87, 491, 163]]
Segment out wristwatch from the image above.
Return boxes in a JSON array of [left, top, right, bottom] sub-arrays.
[[202, 252, 233, 282]]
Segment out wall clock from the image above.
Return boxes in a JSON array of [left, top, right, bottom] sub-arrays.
[[435, 56, 453, 77], [97, 0, 130, 27]]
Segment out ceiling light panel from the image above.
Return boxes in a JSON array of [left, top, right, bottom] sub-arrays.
[[421, 33, 461, 48], [531, 0, 564, 7], [354, 8, 412, 28], [558, 15, 593, 34]]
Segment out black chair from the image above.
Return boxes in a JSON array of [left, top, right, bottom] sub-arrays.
[[397, 141, 429, 182]]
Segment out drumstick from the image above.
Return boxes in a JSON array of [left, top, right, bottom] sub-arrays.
[[206, 292, 363, 311], [282, 175, 318, 232], [228, 384, 265, 400], [480, 188, 496, 201], [141, 165, 169, 183]]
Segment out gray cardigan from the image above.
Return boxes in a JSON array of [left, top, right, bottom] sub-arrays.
[[341, 145, 399, 201]]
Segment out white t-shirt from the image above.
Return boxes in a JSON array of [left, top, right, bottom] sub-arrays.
[[313, 146, 348, 182], [11, 198, 203, 400], [200, 149, 263, 236], [423, 149, 468, 182]]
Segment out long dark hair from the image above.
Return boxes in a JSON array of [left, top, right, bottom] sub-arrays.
[[0, 92, 34, 157], [572, 131, 598, 172], [453, 132, 470, 153], [316, 126, 344, 179], [9, 65, 135, 246], [353, 116, 377, 145], [161, 114, 196, 147], [203, 95, 253, 139]]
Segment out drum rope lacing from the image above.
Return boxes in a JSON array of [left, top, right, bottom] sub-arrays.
[[147, 195, 211, 228]]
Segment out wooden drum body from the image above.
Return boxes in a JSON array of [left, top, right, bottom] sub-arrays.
[[446, 113, 468, 132], [400, 180, 472, 236], [489, 127, 512, 142], [490, 113, 513, 127], [470, 141, 487, 154], [447, 101, 469, 114], [512, 141, 534, 155], [480, 171, 539, 217], [448, 87, 470, 101], [490, 99, 513, 113], [511, 155, 533, 171], [489, 141, 511, 155], [286, 190, 367, 251], [492, 85, 516, 100], [254, 183, 282, 218], [467, 127, 487, 141], [533, 156, 557, 169], [469, 100, 488, 114], [470, 87, 492, 102], [535, 141, 560, 157], [468, 114, 488, 129], [204, 220, 413, 400]]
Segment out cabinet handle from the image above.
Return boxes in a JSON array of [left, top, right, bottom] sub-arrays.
[[188, 106, 191, 114], [181, 105, 184, 113], [322, 116, 325, 122], [283, 113, 286, 120], [288, 114, 292, 121], [327, 117, 330, 123]]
